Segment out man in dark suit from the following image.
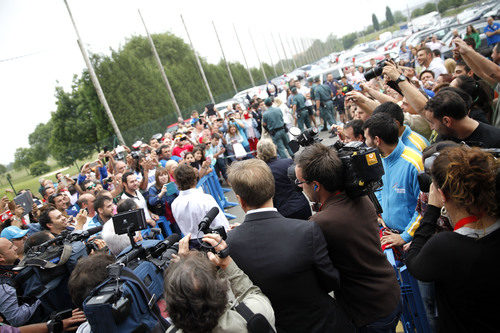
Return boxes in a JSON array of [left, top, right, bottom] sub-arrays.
[[295, 143, 401, 332], [226, 159, 352, 333]]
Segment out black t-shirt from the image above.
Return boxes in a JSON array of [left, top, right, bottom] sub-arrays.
[[439, 122, 500, 148]]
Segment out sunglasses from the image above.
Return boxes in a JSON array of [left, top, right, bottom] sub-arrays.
[[86, 184, 96, 190]]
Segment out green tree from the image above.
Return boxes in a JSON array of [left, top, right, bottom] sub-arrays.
[[394, 11, 406, 23], [423, 2, 437, 14], [28, 121, 53, 162], [437, 0, 451, 13], [29, 161, 50, 176], [386, 6, 395, 26], [372, 14, 380, 31], [0, 164, 6, 174], [412, 8, 424, 18], [13, 147, 35, 173], [49, 83, 99, 166], [342, 33, 358, 50]]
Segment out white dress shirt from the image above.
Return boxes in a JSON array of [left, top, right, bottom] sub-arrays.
[[102, 219, 132, 256], [171, 188, 229, 238], [246, 207, 278, 215]]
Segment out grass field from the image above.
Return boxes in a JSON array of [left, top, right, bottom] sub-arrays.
[[0, 154, 98, 198]]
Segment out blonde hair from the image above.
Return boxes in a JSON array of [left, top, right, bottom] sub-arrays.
[[274, 98, 283, 106], [256, 139, 277, 163], [444, 58, 456, 75], [165, 160, 178, 174], [227, 159, 275, 208]]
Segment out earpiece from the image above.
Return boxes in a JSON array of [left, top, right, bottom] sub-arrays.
[[314, 185, 318, 191]]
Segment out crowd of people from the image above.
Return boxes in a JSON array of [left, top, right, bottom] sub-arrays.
[[1, 19, 500, 333]]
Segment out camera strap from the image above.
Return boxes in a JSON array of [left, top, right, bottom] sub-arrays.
[[234, 302, 276, 333]]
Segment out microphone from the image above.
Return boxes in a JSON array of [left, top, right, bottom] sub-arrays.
[[116, 246, 146, 265], [67, 225, 103, 242], [150, 233, 182, 258], [198, 207, 220, 233]]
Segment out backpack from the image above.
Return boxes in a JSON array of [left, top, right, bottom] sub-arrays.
[[83, 266, 169, 333]]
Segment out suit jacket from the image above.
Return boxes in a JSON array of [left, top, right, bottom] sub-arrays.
[[227, 210, 351, 333], [267, 158, 311, 218]]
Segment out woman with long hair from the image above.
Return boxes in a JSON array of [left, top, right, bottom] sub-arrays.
[[147, 167, 181, 236], [406, 146, 500, 332], [464, 25, 480, 49]]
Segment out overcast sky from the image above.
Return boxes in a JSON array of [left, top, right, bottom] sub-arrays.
[[1, 0, 428, 164]]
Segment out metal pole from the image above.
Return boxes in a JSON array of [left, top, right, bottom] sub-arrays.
[[286, 36, 298, 69], [138, 9, 183, 119], [63, 0, 125, 145], [212, 21, 238, 94], [278, 34, 290, 71], [263, 36, 278, 77], [272, 33, 286, 74], [233, 24, 255, 87], [249, 30, 268, 83], [180, 14, 215, 104], [291, 38, 301, 66]]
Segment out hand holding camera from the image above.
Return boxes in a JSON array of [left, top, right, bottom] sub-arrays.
[[382, 62, 402, 82], [203, 233, 232, 269]]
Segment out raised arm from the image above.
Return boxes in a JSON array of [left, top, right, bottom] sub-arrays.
[[454, 39, 499, 86]]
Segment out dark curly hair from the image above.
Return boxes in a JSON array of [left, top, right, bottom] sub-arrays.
[[431, 146, 499, 218], [164, 252, 228, 333]]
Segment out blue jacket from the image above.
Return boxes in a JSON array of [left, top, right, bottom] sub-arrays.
[[400, 125, 429, 153], [375, 141, 423, 242]]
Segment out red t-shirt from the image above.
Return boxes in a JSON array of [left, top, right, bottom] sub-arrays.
[[172, 144, 194, 157]]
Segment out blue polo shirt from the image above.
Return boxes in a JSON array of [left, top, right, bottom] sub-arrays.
[[484, 23, 500, 46]]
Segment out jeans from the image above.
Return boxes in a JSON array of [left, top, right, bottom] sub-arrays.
[[356, 301, 402, 333], [418, 280, 437, 332]]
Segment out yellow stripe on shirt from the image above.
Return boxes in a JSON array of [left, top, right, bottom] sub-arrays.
[[407, 214, 423, 237], [401, 148, 424, 172], [408, 133, 427, 152]]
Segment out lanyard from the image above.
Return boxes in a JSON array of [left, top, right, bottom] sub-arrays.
[[454, 215, 479, 231]]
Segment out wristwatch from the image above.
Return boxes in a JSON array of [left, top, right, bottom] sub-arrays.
[[395, 75, 407, 85], [47, 319, 63, 333]]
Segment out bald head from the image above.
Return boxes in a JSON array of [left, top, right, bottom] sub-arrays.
[[115, 161, 127, 175], [78, 193, 95, 214]]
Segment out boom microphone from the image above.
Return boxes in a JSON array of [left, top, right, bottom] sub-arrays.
[[198, 207, 220, 233]]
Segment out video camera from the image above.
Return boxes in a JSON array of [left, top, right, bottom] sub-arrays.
[[196, 207, 229, 257], [82, 210, 181, 332], [287, 127, 385, 214], [288, 127, 322, 154]]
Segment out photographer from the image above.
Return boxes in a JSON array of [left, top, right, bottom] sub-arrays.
[[66, 252, 116, 333], [406, 146, 500, 332], [363, 113, 423, 247], [294, 144, 401, 332], [164, 233, 275, 332], [0, 237, 41, 326]]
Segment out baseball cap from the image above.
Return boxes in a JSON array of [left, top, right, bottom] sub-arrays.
[[1, 226, 28, 240]]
